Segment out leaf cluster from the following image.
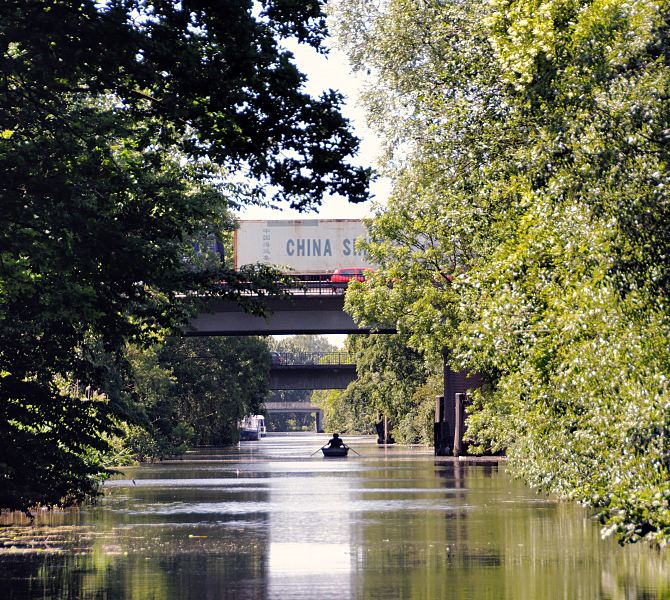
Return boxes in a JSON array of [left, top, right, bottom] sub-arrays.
[[315, 334, 435, 442]]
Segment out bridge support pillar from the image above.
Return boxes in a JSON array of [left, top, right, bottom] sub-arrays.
[[375, 414, 395, 444], [434, 395, 451, 456], [453, 393, 467, 456], [434, 393, 467, 456], [436, 354, 481, 456], [315, 410, 323, 433]]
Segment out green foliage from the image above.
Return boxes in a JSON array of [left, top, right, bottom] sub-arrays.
[[116, 336, 270, 457], [313, 388, 378, 434], [348, 334, 431, 428], [123, 343, 193, 459], [395, 376, 443, 445], [265, 412, 315, 432], [102, 421, 160, 466], [314, 334, 434, 441], [332, 0, 670, 545], [1, 0, 369, 512], [154, 337, 270, 446], [269, 335, 337, 355], [0, 382, 113, 514]]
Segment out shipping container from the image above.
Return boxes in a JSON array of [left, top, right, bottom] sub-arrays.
[[234, 219, 375, 273]]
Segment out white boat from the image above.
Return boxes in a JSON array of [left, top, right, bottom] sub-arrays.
[[239, 415, 266, 441]]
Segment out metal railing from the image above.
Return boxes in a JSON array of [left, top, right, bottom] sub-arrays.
[[272, 351, 354, 366], [211, 280, 351, 296], [279, 281, 349, 295]]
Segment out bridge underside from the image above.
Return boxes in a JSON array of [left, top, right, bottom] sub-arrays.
[[187, 295, 395, 336], [264, 401, 324, 432], [268, 365, 356, 390]]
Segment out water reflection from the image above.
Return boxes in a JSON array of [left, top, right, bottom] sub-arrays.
[[1, 435, 670, 599], [264, 443, 359, 599], [268, 542, 352, 599]]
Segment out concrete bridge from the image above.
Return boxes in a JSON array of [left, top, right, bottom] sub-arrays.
[[187, 286, 482, 454], [269, 351, 356, 390], [187, 289, 381, 391], [187, 287, 396, 336]]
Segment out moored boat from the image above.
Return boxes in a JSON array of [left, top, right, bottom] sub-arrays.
[[239, 415, 266, 441], [322, 446, 349, 457]]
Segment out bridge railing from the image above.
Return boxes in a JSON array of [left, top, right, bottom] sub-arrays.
[[212, 280, 350, 296], [278, 280, 348, 295], [274, 351, 355, 366]]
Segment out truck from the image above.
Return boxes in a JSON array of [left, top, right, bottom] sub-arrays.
[[233, 219, 375, 275]]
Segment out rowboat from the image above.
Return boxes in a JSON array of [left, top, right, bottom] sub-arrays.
[[322, 446, 349, 457]]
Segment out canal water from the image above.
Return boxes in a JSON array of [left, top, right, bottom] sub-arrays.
[[2, 434, 670, 599]]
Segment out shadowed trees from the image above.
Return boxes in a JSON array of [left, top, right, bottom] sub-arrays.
[[0, 0, 370, 513]]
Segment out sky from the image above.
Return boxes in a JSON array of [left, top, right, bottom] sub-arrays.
[[237, 38, 389, 222]]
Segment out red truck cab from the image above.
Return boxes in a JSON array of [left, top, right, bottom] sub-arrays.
[[330, 268, 373, 292]]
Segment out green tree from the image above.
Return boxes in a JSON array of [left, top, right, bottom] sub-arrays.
[[0, 0, 370, 513], [120, 336, 270, 458], [313, 387, 376, 434], [269, 334, 339, 356], [458, 0, 670, 546], [121, 343, 180, 461], [156, 337, 270, 446], [314, 334, 433, 442], [336, 0, 523, 362], [332, 0, 670, 545]]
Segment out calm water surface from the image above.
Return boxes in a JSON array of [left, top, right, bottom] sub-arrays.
[[2, 434, 670, 599]]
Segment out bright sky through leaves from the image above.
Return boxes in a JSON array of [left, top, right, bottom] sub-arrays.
[[239, 38, 389, 220]]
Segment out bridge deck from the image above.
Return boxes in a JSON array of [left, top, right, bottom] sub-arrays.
[[264, 402, 321, 412], [269, 364, 356, 390], [188, 294, 395, 336]]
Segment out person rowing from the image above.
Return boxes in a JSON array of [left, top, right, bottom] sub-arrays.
[[325, 432, 346, 449], [311, 433, 360, 457]]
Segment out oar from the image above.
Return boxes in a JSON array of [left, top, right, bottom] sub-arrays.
[[310, 446, 326, 456], [346, 446, 362, 456]]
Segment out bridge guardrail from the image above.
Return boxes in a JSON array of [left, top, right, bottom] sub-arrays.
[[273, 351, 354, 366], [212, 280, 350, 296], [280, 280, 348, 295]]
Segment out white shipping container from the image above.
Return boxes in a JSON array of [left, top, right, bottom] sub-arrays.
[[234, 219, 375, 272]]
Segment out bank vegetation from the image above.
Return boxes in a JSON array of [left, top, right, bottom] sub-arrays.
[[330, 0, 670, 546]]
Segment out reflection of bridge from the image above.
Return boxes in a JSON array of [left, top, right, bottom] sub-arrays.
[[269, 352, 356, 390], [188, 286, 396, 336]]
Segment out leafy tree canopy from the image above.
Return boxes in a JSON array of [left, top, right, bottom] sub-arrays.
[[157, 336, 270, 446], [0, 0, 370, 513], [269, 334, 338, 355], [331, 0, 670, 545], [315, 334, 434, 442]]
